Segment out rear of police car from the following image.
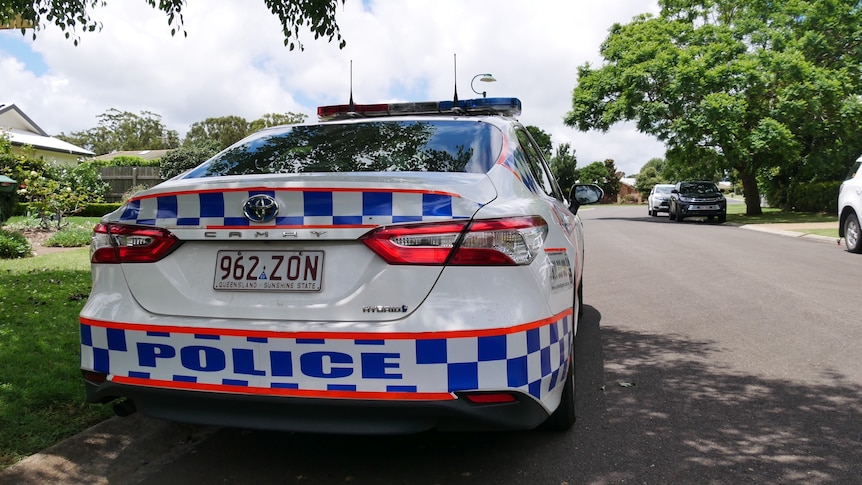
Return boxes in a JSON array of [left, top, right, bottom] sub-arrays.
[[80, 98, 594, 433]]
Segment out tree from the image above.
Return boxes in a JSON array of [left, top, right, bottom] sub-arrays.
[[159, 140, 220, 180], [184, 112, 308, 150], [249, 112, 308, 132], [57, 109, 180, 155], [550, 142, 578, 194], [634, 157, 666, 199], [564, 0, 862, 216], [184, 116, 251, 151], [526, 125, 553, 159], [579, 159, 622, 201], [1, 0, 346, 51]]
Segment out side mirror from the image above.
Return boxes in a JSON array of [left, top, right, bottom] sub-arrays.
[[568, 184, 604, 214], [671, 189, 679, 194]]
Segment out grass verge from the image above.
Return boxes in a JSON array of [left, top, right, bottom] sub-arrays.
[[0, 230, 112, 470], [725, 202, 838, 224]]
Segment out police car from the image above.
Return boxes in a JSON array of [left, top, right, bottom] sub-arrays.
[[80, 97, 603, 433]]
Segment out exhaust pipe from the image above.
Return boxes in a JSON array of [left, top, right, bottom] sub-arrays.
[[112, 399, 137, 417]]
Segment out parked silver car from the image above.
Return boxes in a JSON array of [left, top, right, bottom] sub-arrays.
[[648, 184, 675, 217]]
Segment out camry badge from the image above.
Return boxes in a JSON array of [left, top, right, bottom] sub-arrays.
[[243, 195, 279, 223]]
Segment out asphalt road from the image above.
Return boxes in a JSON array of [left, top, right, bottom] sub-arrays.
[[3, 204, 860, 484]]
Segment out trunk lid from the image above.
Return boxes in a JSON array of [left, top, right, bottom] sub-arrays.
[[107, 172, 497, 322]]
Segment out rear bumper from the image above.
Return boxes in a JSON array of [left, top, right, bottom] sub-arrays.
[[79, 309, 574, 433], [84, 379, 550, 433]]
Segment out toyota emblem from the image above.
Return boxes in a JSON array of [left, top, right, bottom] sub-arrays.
[[243, 194, 279, 223]]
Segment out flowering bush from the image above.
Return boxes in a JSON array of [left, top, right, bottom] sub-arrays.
[[2, 135, 108, 229]]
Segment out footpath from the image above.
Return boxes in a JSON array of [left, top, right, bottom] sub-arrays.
[[0, 221, 846, 485]]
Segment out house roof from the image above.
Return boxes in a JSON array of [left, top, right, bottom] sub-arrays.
[[0, 103, 94, 156]]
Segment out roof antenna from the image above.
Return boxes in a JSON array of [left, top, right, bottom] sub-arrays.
[[452, 53, 459, 105], [349, 59, 355, 111]]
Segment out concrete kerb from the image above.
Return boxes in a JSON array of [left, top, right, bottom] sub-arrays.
[[0, 414, 215, 485], [738, 222, 842, 246]]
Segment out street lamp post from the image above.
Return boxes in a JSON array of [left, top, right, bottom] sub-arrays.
[[471, 73, 497, 98]]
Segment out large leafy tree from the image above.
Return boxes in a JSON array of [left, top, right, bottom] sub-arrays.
[[184, 112, 309, 150], [0, 0, 346, 50], [249, 112, 307, 132], [184, 116, 252, 151], [565, 0, 862, 215], [57, 108, 180, 155]]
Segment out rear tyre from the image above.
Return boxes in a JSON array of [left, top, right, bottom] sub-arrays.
[[542, 354, 576, 431], [675, 207, 684, 222], [845, 213, 862, 253]]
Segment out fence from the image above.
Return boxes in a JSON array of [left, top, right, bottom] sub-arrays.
[[98, 166, 163, 202]]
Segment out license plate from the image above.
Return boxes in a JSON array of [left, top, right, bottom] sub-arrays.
[[690, 205, 719, 211], [214, 250, 323, 292]]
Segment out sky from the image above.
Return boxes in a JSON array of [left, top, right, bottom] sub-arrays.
[[0, 0, 664, 176]]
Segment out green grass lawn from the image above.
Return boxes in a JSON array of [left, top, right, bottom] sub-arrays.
[[724, 202, 838, 224], [801, 228, 840, 238], [723, 202, 840, 238], [0, 219, 113, 470]]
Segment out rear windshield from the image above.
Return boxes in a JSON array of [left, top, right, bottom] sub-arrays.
[[183, 120, 503, 178]]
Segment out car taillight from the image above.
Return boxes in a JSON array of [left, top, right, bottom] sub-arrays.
[[90, 223, 181, 263], [360, 216, 548, 265]]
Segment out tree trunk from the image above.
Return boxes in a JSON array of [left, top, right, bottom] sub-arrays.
[[739, 170, 763, 216]]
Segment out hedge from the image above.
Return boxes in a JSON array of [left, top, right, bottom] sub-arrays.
[[13, 202, 123, 218], [786, 181, 841, 213]]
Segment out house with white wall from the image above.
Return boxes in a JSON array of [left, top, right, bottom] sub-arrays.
[[0, 102, 93, 165]]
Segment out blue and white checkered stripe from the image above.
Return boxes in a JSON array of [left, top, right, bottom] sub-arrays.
[[116, 190, 480, 227], [81, 316, 573, 400]]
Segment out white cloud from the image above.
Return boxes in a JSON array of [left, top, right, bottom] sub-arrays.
[[0, 0, 663, 175]]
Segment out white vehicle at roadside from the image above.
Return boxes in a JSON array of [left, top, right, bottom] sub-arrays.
[[839, 159, 862, 252], [79, 97, 604, 434], [647, 184, 675, 217]]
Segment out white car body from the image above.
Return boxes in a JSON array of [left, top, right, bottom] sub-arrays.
[[648, 184, 675, 216], [839, 159, 862, 252], [79, 98, 602, 433]]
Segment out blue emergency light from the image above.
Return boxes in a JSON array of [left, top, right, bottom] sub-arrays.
[[317, 97, 522, 121]]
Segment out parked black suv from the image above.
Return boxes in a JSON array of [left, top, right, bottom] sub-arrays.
[[668, 181, 727, 223]]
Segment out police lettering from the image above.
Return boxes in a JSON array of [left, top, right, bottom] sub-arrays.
[[135, 342, 403, 380]]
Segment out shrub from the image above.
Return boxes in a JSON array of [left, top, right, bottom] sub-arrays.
[[787, 181, 841, 213], [159, 141, 219, 180], [89, 155, 160, 167], [122, 184, 150, 201], [0, 228, 32, 259], [0, 189, 16, 226], [45, 227, 92, 247], [13, 202, 29, 216]]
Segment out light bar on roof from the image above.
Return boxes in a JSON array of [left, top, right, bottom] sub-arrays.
[[317, 97, 522, 121]]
